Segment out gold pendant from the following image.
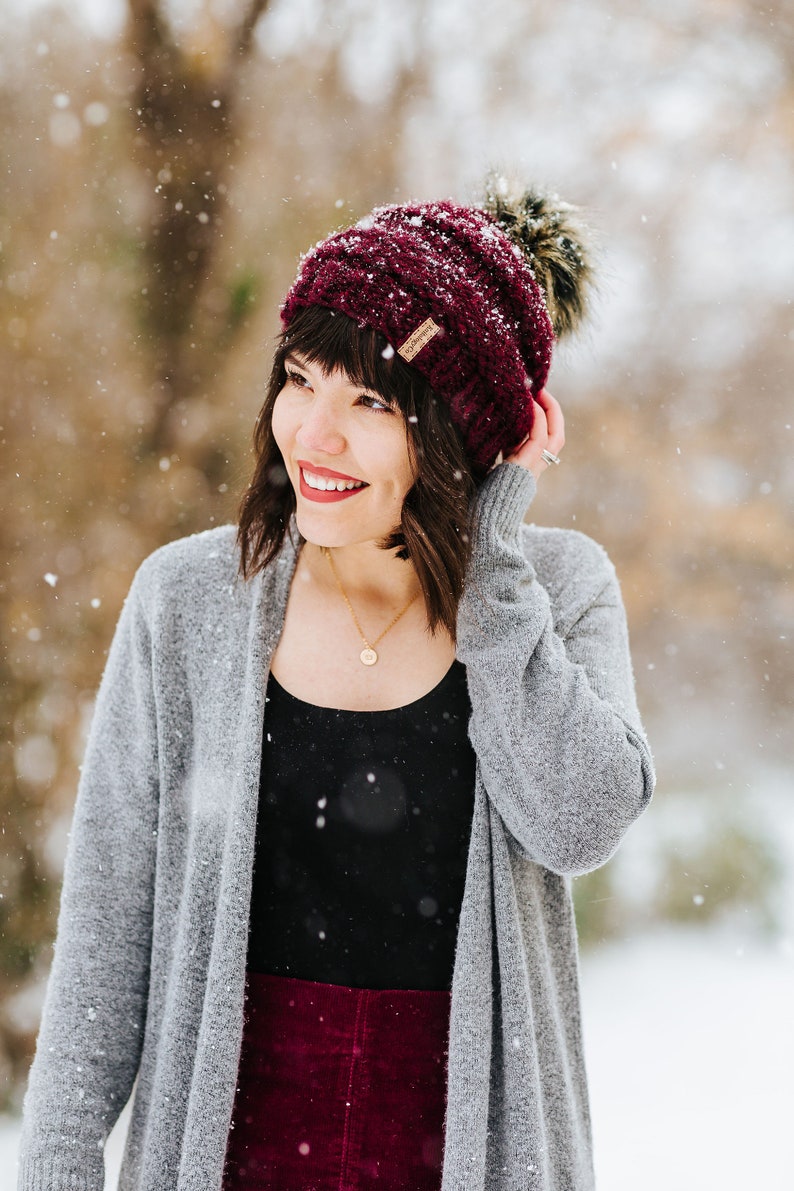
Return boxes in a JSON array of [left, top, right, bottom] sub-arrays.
[[360, 647, 378, 666]]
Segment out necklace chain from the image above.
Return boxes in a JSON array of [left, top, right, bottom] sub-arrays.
[[322, 547, 418, 666]]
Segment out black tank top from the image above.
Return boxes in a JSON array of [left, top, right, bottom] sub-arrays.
[[247, 660, 477, 990]]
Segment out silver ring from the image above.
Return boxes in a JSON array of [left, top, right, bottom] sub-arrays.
[[541, 449, 561, 467]]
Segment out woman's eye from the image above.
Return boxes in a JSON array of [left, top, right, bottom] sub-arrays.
[[286, 369, 310, 389], [358, 393, 394, 412]]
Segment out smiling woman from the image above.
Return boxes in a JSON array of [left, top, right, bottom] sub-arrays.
[[18, 186, 655, 1191]]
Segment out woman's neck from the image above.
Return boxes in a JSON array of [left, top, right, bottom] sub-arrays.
[[300, 539, 423, 613]]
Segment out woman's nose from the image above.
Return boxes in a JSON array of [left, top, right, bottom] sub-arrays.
[[294, 399, 346, 455]]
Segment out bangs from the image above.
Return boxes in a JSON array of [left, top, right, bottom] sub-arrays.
[[278, 304, 415, 410]]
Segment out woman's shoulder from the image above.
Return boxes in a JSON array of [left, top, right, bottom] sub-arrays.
[[134, 523, 240, 591], [520, 522, 614, 576], [125, 524, 260, 630], [119, 525, 275, 662], [519, 523, 619, 628]]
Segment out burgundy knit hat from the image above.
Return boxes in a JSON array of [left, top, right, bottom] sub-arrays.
[[281, 186, 592, 472]]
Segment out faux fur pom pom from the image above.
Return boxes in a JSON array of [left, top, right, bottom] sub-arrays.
[[483, 178, 594, 339]]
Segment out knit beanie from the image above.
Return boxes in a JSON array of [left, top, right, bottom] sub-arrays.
[[281, 183, 592, 473]]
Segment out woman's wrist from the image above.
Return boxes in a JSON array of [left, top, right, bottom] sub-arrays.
[[471, 464, 537, 554]]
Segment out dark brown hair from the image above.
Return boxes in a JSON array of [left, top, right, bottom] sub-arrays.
[[237, 305, 478, 637]]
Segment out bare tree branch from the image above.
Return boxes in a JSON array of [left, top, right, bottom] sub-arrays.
[[126, 0, 173, 59], [235, 0, 272, 59]]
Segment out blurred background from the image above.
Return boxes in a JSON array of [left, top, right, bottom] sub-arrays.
[[1, 0, 792, 1185]]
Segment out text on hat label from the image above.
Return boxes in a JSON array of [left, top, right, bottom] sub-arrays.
[[397, 318, 441, 361]]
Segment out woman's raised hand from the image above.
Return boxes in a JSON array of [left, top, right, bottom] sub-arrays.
[[505, 389, 565, 480]]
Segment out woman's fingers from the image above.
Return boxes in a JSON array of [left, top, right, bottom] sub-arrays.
[[534, 389, 565, 454], [505, 389, 565, 479]]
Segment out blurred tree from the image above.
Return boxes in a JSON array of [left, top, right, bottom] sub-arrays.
[[126, 0, 271, 456]]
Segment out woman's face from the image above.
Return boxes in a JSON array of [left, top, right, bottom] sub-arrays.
[[271, 352, 415, 550]]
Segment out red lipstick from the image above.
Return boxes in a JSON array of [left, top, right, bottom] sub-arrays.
[[297, 460, 368, 504]]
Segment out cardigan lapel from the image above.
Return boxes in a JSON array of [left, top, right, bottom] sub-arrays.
[[236, 534, 301, 782], [177, 534, 301, 1187], [442, 777, 494, 1190]]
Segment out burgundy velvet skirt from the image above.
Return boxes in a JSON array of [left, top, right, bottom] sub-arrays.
[[222, 971, 451, 1190]]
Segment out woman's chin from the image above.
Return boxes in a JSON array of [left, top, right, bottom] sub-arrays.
[[293, 504, 391, 553], [294, 510, 354, 551]]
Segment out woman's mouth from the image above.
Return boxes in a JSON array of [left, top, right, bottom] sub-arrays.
[[298, 461, 369, 503]]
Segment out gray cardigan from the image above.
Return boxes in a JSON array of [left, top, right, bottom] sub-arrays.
[[18, 463, 654, 1191]]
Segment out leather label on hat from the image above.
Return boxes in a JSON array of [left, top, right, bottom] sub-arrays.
[[397, 318, 441, 361]]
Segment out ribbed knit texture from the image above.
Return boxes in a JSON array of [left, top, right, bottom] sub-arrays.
[[18, 464, 654, 1190], [281, 202, 555, 471]]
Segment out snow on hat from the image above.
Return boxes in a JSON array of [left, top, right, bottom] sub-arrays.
[[281, 183, 592, 472]]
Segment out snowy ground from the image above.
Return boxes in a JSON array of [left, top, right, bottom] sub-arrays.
[[581, 927, 794, 1189], [2, 924, 791, 1189]]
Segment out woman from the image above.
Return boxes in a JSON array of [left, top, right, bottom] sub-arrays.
[[18, 186, 654, 1190]]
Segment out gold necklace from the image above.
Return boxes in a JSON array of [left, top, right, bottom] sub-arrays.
[[322, 547, 418, 666]]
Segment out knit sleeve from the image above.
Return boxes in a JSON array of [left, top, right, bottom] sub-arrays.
[[18, 563, 160, 1190], [457, 463, 655, 876]]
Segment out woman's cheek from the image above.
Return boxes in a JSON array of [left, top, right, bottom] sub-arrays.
[[270, 392, 294, 458]]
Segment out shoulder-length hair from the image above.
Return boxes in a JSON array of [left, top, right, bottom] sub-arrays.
[[237, 304, 478, 638]]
